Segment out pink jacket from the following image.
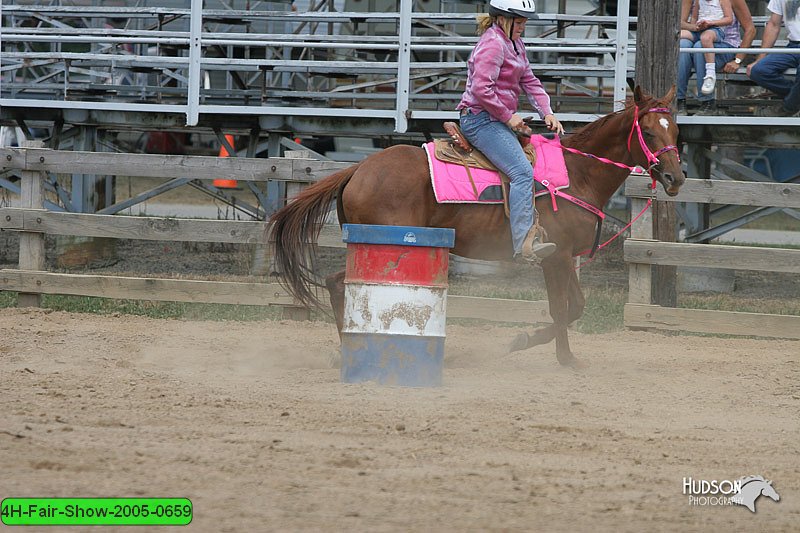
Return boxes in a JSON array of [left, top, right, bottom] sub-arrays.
[[457, 24, 553, 123]]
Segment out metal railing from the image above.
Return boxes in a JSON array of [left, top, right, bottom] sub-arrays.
[[1, 0, 636, 132]]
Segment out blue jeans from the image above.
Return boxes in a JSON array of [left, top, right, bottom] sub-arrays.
[[749, 42, 800, 113], [677, 38, 735, 102], [459, 110, 534, 255]]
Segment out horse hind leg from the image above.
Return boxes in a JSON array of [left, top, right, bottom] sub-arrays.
[[509, 324, 556, 353], [509, 269, 585, 350], [508, 265, 586, 368], [566, 269, 586, 326], [323, 270, 347, 369], [325, 270, 346, 340]]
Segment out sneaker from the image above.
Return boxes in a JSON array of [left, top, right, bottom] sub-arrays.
[[694, 100, 718, 116], [759, 103, 800, 117], [514, 244, 557, 265], [676, 99, 687, 114], [521, 230, 557, 262], [531, 238, 557, 259], [701, 75, 716, 95]]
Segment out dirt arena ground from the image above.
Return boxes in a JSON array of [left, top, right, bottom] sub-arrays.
[[1, 308, 798, 532]]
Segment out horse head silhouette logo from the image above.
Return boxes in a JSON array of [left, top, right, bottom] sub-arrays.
[[730, 476, 780, 513]]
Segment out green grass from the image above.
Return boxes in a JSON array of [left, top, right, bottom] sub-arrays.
[[1, 272, 795, 336], [448, 280, 627, 333], [448, 280, 546, 302], [0, 292, 285, 321], [722, 241, 800, 250], [576, 287, 626, 334], [712, 208, 799, 232], [1, 285, 627, 333], [680, 293, 800, 316], [610, 205, 800, 232]]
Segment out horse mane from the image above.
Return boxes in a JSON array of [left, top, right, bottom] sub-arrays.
[[739, 475, 768, 485], [566, 95, 665, 146]]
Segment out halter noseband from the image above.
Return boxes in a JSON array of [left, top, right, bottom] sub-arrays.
[[627, 105, 680, 178]]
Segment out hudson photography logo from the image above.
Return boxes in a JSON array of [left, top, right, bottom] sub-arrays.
[[683, 475, 781, 512]]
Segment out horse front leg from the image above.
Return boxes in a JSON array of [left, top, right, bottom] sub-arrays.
[[542, 255, 583, 368], [325, 270, 346, 340], [509, 264, 586, 359], [566, 267, 586, 325]]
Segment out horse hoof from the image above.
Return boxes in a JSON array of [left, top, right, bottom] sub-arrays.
[[570, 358, 588, 371], [559, 356, 587, 370], [326, 349, 342, 369], [508, 332, 529, 353]]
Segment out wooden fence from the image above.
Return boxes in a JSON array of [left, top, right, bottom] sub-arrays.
[[5, 147, 798, 336], [624, 175, 800, 339], [0, 146, 550, 324]]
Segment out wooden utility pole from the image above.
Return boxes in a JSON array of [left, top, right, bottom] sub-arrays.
[[635, 0, 681, 307]]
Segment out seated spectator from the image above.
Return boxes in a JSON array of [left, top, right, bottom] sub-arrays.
[[677, 0, 754, 115], [748, 0, 800, 117]]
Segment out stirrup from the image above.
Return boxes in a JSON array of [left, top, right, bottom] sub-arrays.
[[521, 220, 556, 262]]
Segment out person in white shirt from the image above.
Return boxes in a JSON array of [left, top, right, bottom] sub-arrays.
[[748, 0, 800, 116], [679, 0, 734, 97], [678, 0, 754, 115]]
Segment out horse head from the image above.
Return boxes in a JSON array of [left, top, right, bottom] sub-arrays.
[[733, 475, 781, 512], [631, 85, 685, 197], [761, 480, 781, 502]]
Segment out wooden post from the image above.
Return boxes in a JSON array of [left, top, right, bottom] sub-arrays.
[[635, 0, 680, 307], [627, 194, 653, 305], [684, 143, 711, 241], [284, 150, 312, 202], [18, 141, 46, 307], [56, 127, 117, 268], [273, 150, 314, 320]]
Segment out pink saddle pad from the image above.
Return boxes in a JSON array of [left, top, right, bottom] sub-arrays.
[[426, 135, 570, 204]]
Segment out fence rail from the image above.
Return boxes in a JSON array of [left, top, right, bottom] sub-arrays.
[[0, 147, 551, 324], [1, 147, 347, 183], [624, 175, 800, 340]]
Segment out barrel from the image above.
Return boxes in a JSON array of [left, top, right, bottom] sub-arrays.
[[340, 224, 456, 387]]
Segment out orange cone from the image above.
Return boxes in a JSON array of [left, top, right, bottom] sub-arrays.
[[213, 134, 238, 188]]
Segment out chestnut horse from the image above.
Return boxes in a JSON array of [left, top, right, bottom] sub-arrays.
[[268, 86, 684, 368]]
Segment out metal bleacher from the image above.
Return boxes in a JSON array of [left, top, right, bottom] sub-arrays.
[[1, 0, 636, 139], [1, 0, 799, 239]]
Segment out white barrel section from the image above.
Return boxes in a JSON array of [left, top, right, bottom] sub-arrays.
[[343, 284, 447, 337]]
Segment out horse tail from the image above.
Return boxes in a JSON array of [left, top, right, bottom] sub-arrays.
[[267, 163, 359, 310]]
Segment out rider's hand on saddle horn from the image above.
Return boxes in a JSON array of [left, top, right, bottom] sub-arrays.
[[522, 114, 565, 136], [543, 114, 565, 136], [506, 114, 534, 138]]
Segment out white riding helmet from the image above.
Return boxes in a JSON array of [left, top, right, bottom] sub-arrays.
[[488, 0, 538, 19]]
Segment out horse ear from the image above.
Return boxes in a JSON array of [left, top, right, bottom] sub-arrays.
[[634, 85, 644, 104], [663, 84, 677, 104]]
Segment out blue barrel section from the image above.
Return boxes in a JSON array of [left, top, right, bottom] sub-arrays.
[[342, 224, 457, 248], [340, 224, 455, 387]]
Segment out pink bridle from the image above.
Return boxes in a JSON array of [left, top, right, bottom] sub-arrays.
[[627, 105, 681, 177], [576, 105, 681, 266], [536, 105, 681, 265]]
